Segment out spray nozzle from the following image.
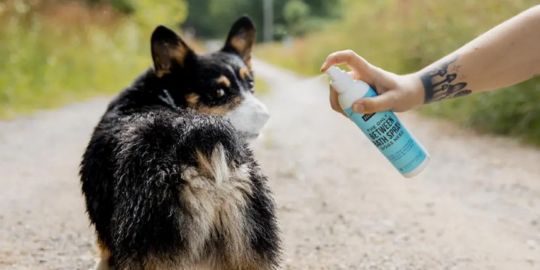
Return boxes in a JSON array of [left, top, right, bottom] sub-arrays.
[[326, 66, 346, 79], [325, 66, 354, 94]]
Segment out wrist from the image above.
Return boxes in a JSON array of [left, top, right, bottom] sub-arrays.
[[402, 72, 425, 107]]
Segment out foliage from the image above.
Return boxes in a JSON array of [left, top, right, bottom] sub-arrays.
[[183, 0, 343, 40], [0, 0, 186, 119], [256, 0, 540, 145], [282, 0, 310, 36], [183, 0, 259, 40], [88, 0, 188, 29], [87, 0, 135, 14], [422, 79, 540, 145], [130, 0, 187, 30]]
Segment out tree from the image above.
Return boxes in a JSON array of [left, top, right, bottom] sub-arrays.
[[282, 0, 310, 36], [183, 0, 343, 41], [183, 0, 264, 40]]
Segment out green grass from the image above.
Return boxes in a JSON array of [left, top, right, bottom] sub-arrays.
[[0, 1, 265, 119], [0, 4, 150, 119], [256, 0, 540, 146], [421, 80, 540, 145], [256, 42, 318, 76]]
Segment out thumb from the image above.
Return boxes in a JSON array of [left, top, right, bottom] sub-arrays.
[[352, 91, 399, 114]]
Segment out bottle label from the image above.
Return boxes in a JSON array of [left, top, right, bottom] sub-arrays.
[[343, 88, 428, 175]]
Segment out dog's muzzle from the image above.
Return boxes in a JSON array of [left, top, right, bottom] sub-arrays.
[[225, 92, 270, 139]]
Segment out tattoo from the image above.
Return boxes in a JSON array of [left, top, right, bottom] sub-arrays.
[[421, 56, 472, 103]]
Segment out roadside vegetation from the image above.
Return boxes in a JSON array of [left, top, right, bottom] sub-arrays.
[[183, 0, 342, 41], [0, 0, 186, 118], [256, 0, 540, 146], [2, 0, 539, 146], [0, 0, 331, 119]]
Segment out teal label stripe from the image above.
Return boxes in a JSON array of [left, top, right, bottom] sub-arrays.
[[344, 88, 427, 175]]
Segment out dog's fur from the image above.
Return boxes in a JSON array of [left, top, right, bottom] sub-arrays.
[[80, 17, 280, 270]]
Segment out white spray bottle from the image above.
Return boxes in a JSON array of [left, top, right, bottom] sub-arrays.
[[327, 66, 429, 178]]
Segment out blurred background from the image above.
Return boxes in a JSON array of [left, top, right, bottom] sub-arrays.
[[0, 0, 539, 144]]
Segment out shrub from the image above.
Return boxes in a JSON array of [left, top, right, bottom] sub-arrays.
[[0, 0, 186, 118]]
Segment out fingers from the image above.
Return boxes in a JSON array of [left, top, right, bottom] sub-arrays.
[[329, 86, 345, 115], [321, 50, 374, 84], [352, 91, 401, 114], [320, 49, 368, 70], [322, 50, 405, 115], [320, 50, 368, 71]]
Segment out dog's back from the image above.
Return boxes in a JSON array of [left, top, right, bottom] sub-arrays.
[[80, 17, 279, 270]]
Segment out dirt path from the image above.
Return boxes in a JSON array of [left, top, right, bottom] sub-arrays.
[[1, 61, 539, 270]]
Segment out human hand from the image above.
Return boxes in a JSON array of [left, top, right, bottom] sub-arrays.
[[320, 50, 424, 114]]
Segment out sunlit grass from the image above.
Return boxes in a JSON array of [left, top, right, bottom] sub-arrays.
[[256, 42, 320, 76], [0, 1, 266, 119], [0, 24, 149, 119], [256, 0, 540, 146], [0, 3, 152, 119], [421, 80, 540, 146]]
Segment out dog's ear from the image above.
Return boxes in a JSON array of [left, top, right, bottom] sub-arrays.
[[222, 16, 256, 65], [151, 25, 194, 77]]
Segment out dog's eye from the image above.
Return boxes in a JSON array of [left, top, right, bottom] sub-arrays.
[[215, 88, 225, 98]]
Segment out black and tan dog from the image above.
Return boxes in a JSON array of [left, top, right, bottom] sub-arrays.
[[80, 17, 280, 270]]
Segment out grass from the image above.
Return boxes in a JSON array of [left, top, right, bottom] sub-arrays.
[[256, 0, 540, 146], [0, 2, 152, 119], [256, 41, 318, 76], [0, 0, 267, 119], [421, 80, 540, 145]]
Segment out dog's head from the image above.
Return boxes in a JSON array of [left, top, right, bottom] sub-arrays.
[[150, 16, 269, 140]]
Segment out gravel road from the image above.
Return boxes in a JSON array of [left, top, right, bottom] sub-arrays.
[[1, 61, 539, 270]]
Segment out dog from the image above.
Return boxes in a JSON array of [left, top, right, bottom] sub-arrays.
[[79, 16, 280, 270]]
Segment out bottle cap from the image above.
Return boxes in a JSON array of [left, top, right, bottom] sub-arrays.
[[326, 66, 354, 94]]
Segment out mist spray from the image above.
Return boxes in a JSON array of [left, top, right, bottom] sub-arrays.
[[327, 67, 429, 178]]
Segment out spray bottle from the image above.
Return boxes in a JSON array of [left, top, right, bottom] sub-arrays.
[[326, 66, 429, 178]]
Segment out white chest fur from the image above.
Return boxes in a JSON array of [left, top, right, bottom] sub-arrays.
[[179, 144, 253, 264]]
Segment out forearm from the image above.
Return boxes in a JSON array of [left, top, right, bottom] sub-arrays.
[[416, 5, 540, 103]]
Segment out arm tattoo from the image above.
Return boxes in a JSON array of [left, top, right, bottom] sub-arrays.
[[421, 56, 472, 103]]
